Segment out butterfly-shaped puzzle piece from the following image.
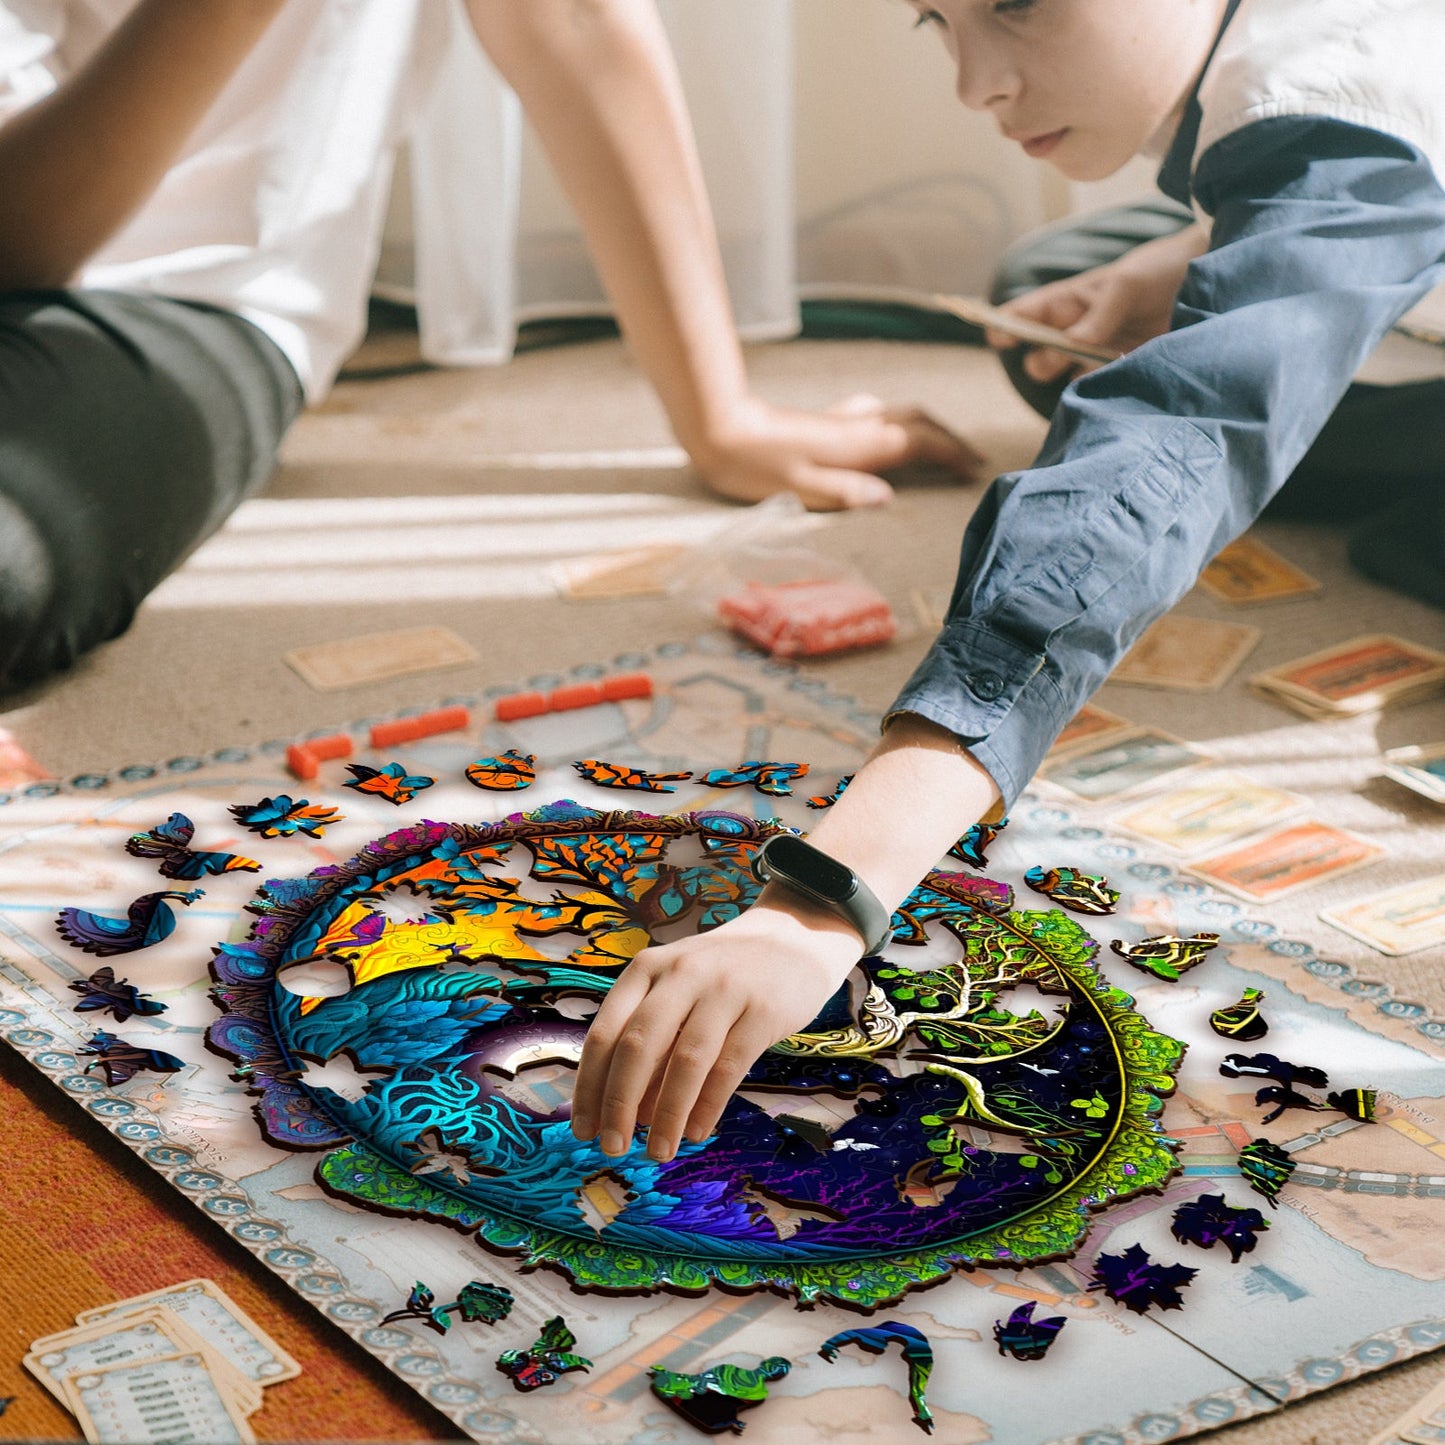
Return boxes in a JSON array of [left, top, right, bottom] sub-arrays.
[[125, 812, 261, 880], [79, 1030, 186, 1086], [345, 762, 435, 805], [69, 966, 166, 1021]]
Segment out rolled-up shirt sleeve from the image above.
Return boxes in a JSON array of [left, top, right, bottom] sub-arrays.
[[888, 116, 1445, 808]]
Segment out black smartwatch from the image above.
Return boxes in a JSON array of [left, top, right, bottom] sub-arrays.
[[750, 833, 893, 956]]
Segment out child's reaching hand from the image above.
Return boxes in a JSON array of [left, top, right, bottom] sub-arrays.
[[985, 221, 1210, 386], [691, 393, 985, 511]]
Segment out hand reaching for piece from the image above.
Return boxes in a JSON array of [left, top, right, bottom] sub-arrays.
[[570, 897, 864, 1163], [691, 393, 985, 511], [985, 221, 1209, 387]]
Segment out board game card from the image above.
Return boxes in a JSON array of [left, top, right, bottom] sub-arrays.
[[1109, 615, 1262, 692], [1039, 728, 1210, 801], [1320, 874, 1445, 957], [1196, 536, 1322, 604], [1365, 1366, 1445, 1445], [932, 292, 1121, 363], [26, 1308, 260, 1415], [1047, 703, 1133, 757], [77, 1278, 301, 1386], [1381, 740, 1445, 805], [62, 1353, 255, 1445], [554, 544, 688, 600], [283, 625, 478, 691], [1186, 821, 1384, 902], [1113, 775, 1307, 855], [1251, 634, 1445, 717]]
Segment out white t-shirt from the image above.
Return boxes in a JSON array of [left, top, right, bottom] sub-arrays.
[[0, 0, 452, 398]]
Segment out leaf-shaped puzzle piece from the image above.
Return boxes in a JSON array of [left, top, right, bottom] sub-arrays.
[[1087, 1243, 1196, 1314], [1169, 1193, 1269, 1262], [806, 773, 853, 809], [992, 1301, 1066, 1361]]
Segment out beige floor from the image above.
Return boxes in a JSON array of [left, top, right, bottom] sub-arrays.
[[4, 330, 1443, 1444]]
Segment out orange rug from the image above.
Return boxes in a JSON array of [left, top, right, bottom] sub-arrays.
[[0, 1045, 458, 1443]]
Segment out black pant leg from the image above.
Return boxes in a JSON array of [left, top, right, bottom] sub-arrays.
[[0, 290, 302, 691]]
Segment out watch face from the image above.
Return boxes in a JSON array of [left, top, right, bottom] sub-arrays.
[[763, 834, 855, 901]]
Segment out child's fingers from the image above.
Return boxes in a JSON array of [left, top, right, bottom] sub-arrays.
[[1023, 347, 1087, 384], [789, 463, 895, 511], [683, 1018, 779, 1146], [643, 1004, 742, 1162], [570, 957, 658, 1139], [592, 986, 696, 1156]]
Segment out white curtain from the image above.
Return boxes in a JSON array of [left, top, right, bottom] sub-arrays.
[[381, 0, 1147, 367]]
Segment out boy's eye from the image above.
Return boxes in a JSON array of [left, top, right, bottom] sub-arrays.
[[913, 8, 944, 26], [993, 0, 1039, 12]]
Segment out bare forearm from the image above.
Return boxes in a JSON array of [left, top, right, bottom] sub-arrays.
[[465, 0, 749, 455], [767, 714, 1002, 926], [0, 0, 287, 289]]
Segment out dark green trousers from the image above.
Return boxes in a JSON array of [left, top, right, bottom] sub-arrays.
[[0, 290, 302, 691]]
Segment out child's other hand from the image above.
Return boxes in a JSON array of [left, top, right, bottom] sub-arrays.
[[986, 222, 1209, 385], [570, 899, 862, 1163], [691, 393, 985, 511]]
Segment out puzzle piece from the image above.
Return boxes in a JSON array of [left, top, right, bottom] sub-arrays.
[[229, 796, 341, 838], [572, 759, 692, 793], [464, 751, 536, 791], [1024, 866, 1119, 915], [1210, 988, 1268, 1041], [819, 1323, 934, 1434], [1110, 932, 1220, 982], [992, 1301, 1066, 1361], [1170, 1194, 1269, 1262], [699, 761, 810, 797], [649, 1357, 791, 1435], [345, 762, 436, 805], [125, 812, 260, 880], [56, 889, 203, 956]]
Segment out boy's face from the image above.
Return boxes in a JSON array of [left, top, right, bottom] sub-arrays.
[[907, 0, 1230, 181]]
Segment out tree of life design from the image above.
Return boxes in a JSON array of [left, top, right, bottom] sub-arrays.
[[208, 803, 1184, 1309]]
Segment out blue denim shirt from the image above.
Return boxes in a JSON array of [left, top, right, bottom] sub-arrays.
[[888, 116, 1445, 807]]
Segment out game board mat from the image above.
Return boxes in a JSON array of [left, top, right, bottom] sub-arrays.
[[0, 638, 1441, 1445]]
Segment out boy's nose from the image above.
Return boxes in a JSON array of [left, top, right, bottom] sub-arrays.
[[952, 48, 1019, 112]]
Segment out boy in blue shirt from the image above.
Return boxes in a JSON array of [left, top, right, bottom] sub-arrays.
[[574, 0, 1445, 1162]]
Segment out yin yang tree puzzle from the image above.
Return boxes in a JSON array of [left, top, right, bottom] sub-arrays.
[[1, 641, 1441, 1445], [207, 804, 1182, 1309]]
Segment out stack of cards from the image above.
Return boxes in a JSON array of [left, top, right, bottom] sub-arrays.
[[25, 1278, 299, 1444], [1251, 634, 1445, 719], [1321, 874, 1445, 958], [1366, 1366, 1445, 1445], [1382, 741, 1445, 806]]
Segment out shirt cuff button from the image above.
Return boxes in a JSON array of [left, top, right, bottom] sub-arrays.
[[966, 670, 1005, 701]]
